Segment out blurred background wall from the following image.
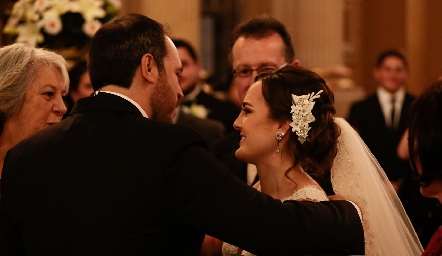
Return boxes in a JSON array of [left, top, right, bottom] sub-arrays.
[[2, 0, 441, 117]]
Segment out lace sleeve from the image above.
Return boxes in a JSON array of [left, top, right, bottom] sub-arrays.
[[331, 117, 423, 255]]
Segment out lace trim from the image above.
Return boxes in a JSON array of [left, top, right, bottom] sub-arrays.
[[281, 185, 328, 202], [331, 133, 375, 255]]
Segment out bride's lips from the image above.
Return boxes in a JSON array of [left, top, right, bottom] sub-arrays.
[[239, 134, 246, 145]]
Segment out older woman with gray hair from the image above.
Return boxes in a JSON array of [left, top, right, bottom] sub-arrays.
[[0, 43, 69, 175]]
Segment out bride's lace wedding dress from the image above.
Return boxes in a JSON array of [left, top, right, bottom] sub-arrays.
[[221, 118, 423, 256], [222, 185, 328, 256]]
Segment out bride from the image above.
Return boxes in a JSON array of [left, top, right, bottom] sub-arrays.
[[221, 65, 422, 255]]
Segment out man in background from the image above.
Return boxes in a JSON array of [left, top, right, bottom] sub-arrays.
[[348, 49, 414, 191], [210, 14, 299, 186], [172, 39, 225, 145], [172, 39, 240, 134]]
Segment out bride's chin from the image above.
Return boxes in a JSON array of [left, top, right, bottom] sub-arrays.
[[235, 150, 252, 163], [234, 150, 245, 161]]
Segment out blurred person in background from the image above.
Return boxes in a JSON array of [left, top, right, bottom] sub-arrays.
[[172, 39, 240, 134], [63, 60, 94, 119], [407, 80, 442, 256], [348, 49, 414, 191]]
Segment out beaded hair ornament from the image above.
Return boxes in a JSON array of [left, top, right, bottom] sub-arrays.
[[290, 90, 323, 144]]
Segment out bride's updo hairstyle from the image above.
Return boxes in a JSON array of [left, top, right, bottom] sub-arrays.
[[257, 65, 340, 178]]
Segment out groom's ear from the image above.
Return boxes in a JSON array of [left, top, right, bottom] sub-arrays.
[[141, 53, 157, 84]]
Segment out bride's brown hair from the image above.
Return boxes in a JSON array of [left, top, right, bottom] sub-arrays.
[[257, 65, 340, 178]]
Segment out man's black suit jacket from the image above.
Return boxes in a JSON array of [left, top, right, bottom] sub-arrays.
[[0, 92, 364, 255], [193, 91, 240, 134], [348, 92, 415, 182], [176, 108, 225, 145]]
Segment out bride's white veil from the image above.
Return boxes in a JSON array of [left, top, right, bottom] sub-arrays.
[[331, 117, 423, 255]]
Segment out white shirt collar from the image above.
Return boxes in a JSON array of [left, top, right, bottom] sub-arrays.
[[95, 91, 149, 118], [173, 105, 181, 124], [377, 86, 405, 105], [182, 82, 203, 102], [376, 86, 405, 127]]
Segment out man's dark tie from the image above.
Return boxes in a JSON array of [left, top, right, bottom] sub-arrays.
[[390, 96, 396, 129]]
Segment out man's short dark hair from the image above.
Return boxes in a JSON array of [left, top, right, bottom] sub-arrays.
[[230, 14, 295, 63], [375, 49, 408, 69], [172, 39, 198, 62], [89, 13, 168, 91]]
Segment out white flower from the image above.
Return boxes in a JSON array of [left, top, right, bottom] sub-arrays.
[[24, 6, 40, 23], [42, 10, 62, 35], [5, 16, 19, 28], [16, 23, 44, 47], [83, 19, 102, 37], [181, 103, 209, 119], [51, 0, 71, 15], [290, 90, 323, 144], [78, 0, 106, 21], [190, 104, 209, 119], [3, 0, 120, 47], [11, 0, 31, 18], [33, 0, 52, 13]]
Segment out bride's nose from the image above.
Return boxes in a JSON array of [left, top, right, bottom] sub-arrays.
[[233, 114, 243, 131]]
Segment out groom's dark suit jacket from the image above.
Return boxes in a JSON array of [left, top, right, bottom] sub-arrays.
[[0, 92, 364, 256]]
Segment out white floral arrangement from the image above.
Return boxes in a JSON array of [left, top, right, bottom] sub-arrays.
[[290, 90, 323, 144], [182, 103, 209, 119], [3, 0, 121, 48]]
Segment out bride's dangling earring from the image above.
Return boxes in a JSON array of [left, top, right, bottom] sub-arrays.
[[276, 131, 285, 153]]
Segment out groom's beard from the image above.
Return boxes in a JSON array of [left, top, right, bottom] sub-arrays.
[[150, 72, 176, 124]]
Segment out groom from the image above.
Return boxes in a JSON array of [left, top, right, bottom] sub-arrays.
[[0, 14, 364, 255]]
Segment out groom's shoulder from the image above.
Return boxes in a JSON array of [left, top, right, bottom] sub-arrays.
[[142, 119, 208, 149], [210, 130, 240, 152]]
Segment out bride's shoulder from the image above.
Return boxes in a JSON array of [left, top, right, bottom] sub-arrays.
[[283, 185, 329, 202]]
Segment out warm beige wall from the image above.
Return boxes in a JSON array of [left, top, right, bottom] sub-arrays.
[[422, 0, 442, 91], [275, 0, 347, 69], [406, 0, 427, 96], [236, 0, 272, 23], [120, 0, 201, 58], [360, 0, 406, 94]]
